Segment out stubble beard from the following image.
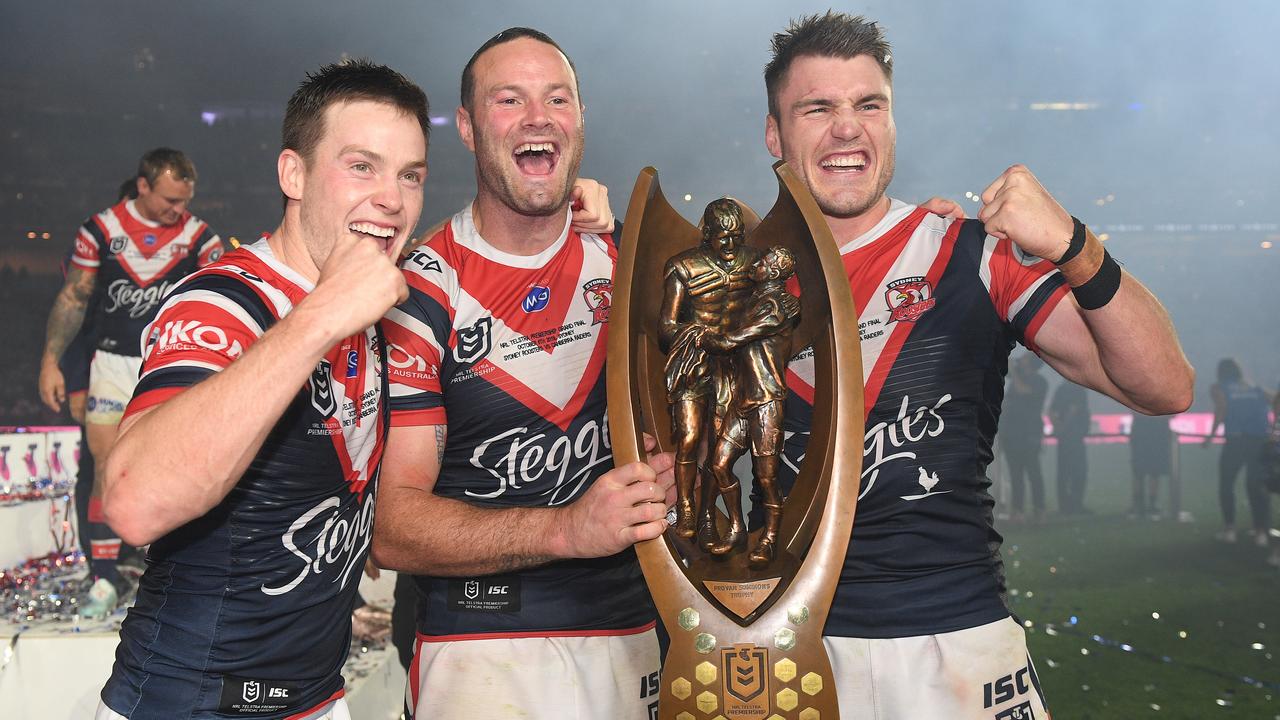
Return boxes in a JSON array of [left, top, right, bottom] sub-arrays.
[[807, 144, 896, 221], [475, 127, 584, 217]]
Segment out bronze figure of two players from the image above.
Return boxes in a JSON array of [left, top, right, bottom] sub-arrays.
[[658, 198, 800, 567]]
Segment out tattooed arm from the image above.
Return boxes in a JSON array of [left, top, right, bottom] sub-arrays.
[[39, 265, 96, 411]]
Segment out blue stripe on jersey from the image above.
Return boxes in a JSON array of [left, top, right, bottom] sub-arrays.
[[134, 366, 215, 397], [1009, 272, 1066, 338], [83, 216, 107, 246], [179, 272, 279, 333]]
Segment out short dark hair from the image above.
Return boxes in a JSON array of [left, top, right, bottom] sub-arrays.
[[283, 58, 430, 162], [460, 27, 579, 111], [765, 11, 894, 119], [1217, 358, 1243, 383], [137, 147, 197, 187]]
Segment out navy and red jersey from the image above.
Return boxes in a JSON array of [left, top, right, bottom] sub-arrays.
[[100, 239, 386, 720], [70, 199, 223, 356], [777, 201, 1069, 638], [383, 205, 654, 638]]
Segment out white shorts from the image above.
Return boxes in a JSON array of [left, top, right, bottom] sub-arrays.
[[86, 350, 142, 425], [96, 697, 350, 720], [825, 617, 1049, 720], [408, 625, 661, 720]]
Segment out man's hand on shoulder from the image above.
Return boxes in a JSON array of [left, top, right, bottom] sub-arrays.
[[569, 178, 614, 234]]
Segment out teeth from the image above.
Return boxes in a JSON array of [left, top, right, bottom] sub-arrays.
[[350, 222, 395, 239], [515, 142, 555, 155], [821, 155, 867, 168]]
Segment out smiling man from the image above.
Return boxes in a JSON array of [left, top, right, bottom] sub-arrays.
[[759, 12, 1193, 719], [97, 60, 427, 720], [37, 148, 224, 616], [373, 27, 674, 720]]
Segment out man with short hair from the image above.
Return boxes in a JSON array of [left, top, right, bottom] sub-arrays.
[[38, 148, 224, 615], [373, 28, 674, 720], [97, 59, 428, 720], [761, 11, 1193, 718]]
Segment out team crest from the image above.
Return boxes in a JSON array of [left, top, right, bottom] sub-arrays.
[[454, 317, 493, 364], [582, 278, 612, 325], [109, 236, 128, 254], [885, 276, 937, 323], [310, 360, 337, 418]]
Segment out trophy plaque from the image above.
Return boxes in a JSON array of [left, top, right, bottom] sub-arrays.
[[607, 162, 864, 719]]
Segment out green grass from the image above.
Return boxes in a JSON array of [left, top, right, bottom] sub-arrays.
[[1001, 444, 1279, 719]]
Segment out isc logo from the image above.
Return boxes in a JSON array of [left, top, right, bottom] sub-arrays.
[[268, 688, 289, 699], [983, 666, 1031, 708]]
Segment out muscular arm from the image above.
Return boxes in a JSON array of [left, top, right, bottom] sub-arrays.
[[371, 425, 674, 576], [704, 297, 789, 353], [1033, 275, 1192, 415], [103, 302, 342, 546], [657, 268, 687, 352], [43, 266, 96, 363], [38, 266, 96, 411]]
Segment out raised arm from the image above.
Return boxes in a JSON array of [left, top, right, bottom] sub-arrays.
[[371, 426, 674, 575], [103, 235, 406, 546], [979, 165, 1193, 415]]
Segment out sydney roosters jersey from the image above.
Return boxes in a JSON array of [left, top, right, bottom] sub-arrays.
[[101, 239, 386, 720], [71, 199, 223, 355], [778, 201, 1068, 638], [384, 206, 654, 637]]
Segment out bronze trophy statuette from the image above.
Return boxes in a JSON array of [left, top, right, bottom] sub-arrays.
[[608, 162, 865, 719]]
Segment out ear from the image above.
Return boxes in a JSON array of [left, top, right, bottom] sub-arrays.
[[765, 114, 783, 160], [456, 106, 475, 153], [278, 149, 304, 201], [135, 176, 150, 197]]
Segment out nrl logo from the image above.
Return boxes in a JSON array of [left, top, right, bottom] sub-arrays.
[[310, 360, 337, 418], [885, 276, 936, 323], [109, 236, 129, 254], [242, 680, 261, 704], [581, 278, 612, 325], [454, 317, 493, 365], [464, 580, 480, 599]]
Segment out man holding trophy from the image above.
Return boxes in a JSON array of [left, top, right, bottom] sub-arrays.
[[757, 11, 1193, 719]]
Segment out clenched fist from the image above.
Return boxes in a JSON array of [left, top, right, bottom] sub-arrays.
[[303, 233, 410, 341], [978, 165, 1075, 261]]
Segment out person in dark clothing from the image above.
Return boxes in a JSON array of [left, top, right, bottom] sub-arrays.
[[1001, 353, 1048, 521], [1204, 358, 1273, 545], [1130, 413, 1175, 519], [1050, 381, 1091, 514]]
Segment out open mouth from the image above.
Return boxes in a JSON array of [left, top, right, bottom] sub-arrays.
[[349, 221, 397, 254], [820, 151, 869, 174], [513, 142, 559, 177]]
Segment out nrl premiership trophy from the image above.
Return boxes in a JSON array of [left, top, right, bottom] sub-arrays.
[[608, 162, 864, 719]]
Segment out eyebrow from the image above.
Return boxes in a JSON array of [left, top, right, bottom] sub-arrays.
[[488, 82, 576, 97], [791, 93, 890, 112], [340, 146, 427, 171]]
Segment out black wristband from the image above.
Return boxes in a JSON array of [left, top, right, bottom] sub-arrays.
[[1071, 249, 1121, 310], [1054, 217, 1087, 265]]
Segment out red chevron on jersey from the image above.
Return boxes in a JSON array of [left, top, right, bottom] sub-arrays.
[[70, 199, 222, 355], [388, 205, 614, 432]]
